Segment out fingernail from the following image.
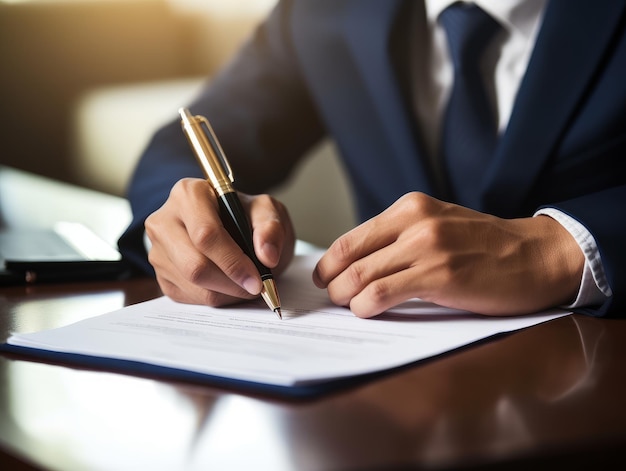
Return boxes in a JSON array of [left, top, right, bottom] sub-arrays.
[[243, 277, 261, 295], [312, 268, 323, 288]]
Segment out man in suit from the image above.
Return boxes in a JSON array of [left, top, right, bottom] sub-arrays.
[[119, 0, 625, 318]]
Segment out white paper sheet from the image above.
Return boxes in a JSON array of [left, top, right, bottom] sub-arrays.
[[7, 252, 570, 387]]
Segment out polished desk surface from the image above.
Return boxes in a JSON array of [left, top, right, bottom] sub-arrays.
[[1, 278, 625, 471]]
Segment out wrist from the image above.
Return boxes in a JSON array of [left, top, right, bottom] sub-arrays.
[[531, 215, 585, 306]]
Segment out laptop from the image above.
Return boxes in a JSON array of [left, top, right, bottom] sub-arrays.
[[0, 222, 125, 284]]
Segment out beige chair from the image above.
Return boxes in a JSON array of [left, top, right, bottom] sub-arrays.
[[70, 80, 357, 248]]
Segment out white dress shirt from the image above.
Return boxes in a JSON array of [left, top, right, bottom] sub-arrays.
[[413, 0, 611, 308]]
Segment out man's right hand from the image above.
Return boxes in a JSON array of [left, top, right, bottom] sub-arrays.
[[145, 178, 295, 306]]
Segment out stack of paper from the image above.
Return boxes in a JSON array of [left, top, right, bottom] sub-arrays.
[[3, 252, 569, 392]]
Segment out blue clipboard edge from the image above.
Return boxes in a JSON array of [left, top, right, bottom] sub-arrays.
[[0, 332, 511, 400], [0, 343, 386, 400]]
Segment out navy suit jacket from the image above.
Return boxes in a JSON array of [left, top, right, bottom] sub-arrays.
[[120, 0, 626, 317]]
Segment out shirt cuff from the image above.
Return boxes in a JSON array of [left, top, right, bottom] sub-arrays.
[[534, 208, 612, 308]]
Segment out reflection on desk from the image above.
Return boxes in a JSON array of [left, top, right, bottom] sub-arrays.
[[1, 278, 625, 470]]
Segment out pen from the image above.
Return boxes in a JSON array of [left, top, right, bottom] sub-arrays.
[[178, 108, 282, 319]]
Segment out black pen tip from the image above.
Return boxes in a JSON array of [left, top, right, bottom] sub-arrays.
[[275, 308, 282, 320]]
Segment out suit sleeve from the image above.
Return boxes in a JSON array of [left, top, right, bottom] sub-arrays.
[[117, 0, 325, 274], [550, 185, 626, 318]]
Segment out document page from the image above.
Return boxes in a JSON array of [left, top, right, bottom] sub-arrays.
[[6, 252, 570, 387]]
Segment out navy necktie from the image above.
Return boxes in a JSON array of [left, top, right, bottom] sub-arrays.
[[439, 3, 501, 208]]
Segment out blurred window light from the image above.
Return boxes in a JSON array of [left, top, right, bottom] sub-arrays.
[[0, 0, 126, 3], [168, 0, 277, 17], [1, 0, 277, 16]]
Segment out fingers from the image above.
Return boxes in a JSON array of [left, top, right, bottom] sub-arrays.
[[147, 213, 257, 303], [316, 224, 443, 318], [313, 192, 442, 286], [313, 209, 398, 289], [155, 267, 256, 307], [145, 178, 294, 307], [311, 194, 428, 318], [312, 192, 490, 317], [319, 242, 409, 307], [348, 267, 425, 318], [148, 179, 262, 294]]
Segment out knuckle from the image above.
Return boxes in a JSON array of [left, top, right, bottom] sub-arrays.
[[156, 274, 224, 308], [219, 252, 249, 281], [156, 277, 181, 302], [415, 217, 446, 249], [189, 224, 221, 251], [256, 193, 286, 212], [201, 290, 223, 307], [175, 177, 198, 193], [253, 194, 290, 229], [144, 211, 162, 239], [173, 178, 212, 205], [147, 247, 159, 267], [395, 192, 448, 223], [261, 214, 284, 234], [144, 212, 155, 230], [169, 179, 189, 200], [182, 256, 211, 285], [346, 263, 367, 288], [367, 280, 392, 307], [333, 235, 355, 264], [255, 193, 275, 207], [350, 281, 391, 318], [398, 192, 430, 216]]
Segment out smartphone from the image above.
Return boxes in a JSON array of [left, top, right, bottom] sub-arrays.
[[0, 222, 124, 284]]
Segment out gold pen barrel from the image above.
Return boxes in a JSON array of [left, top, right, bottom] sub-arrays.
[[179, 108, 234, 196]]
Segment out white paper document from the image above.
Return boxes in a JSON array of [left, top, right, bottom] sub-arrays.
[[6, 252, 570, 387]]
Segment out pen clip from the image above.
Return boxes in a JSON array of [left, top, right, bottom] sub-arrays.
[[196, 115, 234, 184]]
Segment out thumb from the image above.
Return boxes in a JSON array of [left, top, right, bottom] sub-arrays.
[[247, 194, 295, 273]]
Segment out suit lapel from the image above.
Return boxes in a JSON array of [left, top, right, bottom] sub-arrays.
[[483, 1, 626, 216], [341, 0, 441, 198]]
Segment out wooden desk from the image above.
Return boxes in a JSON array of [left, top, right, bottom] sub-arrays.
[[1, 278, 625, 470]]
